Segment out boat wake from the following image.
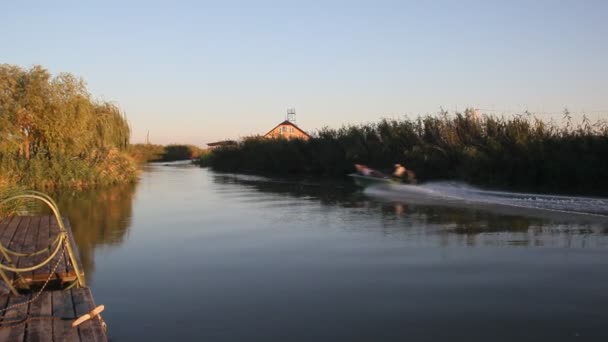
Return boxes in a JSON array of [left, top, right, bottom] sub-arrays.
[[364, 181, 608, 219]]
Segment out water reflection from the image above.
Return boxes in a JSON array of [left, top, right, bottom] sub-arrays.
[[53, 167, 608, 341], [51, 182, 137, 278], [212, 173, 608, 249], [212, 173, 362, 205]]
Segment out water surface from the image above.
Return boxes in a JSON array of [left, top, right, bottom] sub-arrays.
[[55, 164, 608, 341]]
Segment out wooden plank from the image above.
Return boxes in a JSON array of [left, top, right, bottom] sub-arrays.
[[0, 217, 31, 341], [0, 217, 21, 294], [27, 272, 77, 285], [0, 217, 13, 242], [16, 216, 40, 285], [0, 291, 11, 329], [9, 216, 32, 288], [0, 218, 13, 292], [0, 216, 106, 341], [17, 216, 40, 280], [25, 290, 52, 342], [0, 217, 14, 244], [0, 217, 22, 262], [23, 215, 80, 286], [10, 216, 32, 262], [48, 216, 67, 278], [31, 216, 52, 283], [63, 219, 84, 283], [52, 290, 79, 342], [72, 288, 106, 342], [0, 293, 31, 342], [49, 216, 70, 281]]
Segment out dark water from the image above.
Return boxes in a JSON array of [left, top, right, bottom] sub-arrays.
[[53, 164, 608, 341]]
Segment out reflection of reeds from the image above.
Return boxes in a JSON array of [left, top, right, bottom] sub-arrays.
[[201, 112, 608, 195], [211, 175, 607, 245], [49, 182, 137, 279]]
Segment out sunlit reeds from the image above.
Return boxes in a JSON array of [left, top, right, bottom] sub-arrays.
[[199, 111, 608, 195]]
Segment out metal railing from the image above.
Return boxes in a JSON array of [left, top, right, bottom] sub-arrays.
[[0, 191, 85, 295]]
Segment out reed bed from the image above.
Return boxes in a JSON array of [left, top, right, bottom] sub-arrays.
[[199, 111, 608, 195]]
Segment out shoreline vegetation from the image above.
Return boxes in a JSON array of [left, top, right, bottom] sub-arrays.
[[128, 143, 206, 164], [0, 64, 137, 189], [2, 63, 607, 197], [197, 110, 608, 196], [0, 64, 206, 195]]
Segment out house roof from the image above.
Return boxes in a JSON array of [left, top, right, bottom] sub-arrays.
[[263, 120, 311, 138]]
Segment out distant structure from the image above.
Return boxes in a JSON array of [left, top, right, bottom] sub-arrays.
[[263, 109, 311, 140], [207, 140, 237, 149], [286, 108, 296, 123]]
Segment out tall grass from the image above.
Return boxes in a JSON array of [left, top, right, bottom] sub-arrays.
[[128, 144, 206, 163], [128, 144, 166, 163], [198, 111, 608, 195]]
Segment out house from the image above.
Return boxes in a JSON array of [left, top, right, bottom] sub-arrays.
[[207, 140, 237, 149], [263, 120, 311, 140]]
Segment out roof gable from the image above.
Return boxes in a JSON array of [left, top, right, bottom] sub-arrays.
[[263, 120, 311, 138]]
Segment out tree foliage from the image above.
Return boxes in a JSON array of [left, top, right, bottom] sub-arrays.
[[0, 64, 136, 188]]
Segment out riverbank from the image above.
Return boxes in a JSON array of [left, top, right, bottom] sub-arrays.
[[128, 143, 206, 164], [197, 112, 608, 196]]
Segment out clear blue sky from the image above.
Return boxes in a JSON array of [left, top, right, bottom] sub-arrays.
[[2, 0, 607, 145]]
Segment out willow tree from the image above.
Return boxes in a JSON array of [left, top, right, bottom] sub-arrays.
[[0, 64, 136, 187]]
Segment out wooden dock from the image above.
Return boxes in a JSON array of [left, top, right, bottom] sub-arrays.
[[0, 215, 107, 342]]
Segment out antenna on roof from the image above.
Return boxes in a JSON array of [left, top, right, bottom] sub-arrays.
[[286, 108, 296, 123]]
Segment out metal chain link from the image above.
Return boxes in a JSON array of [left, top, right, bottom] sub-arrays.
[[0, 238, 66, 316]]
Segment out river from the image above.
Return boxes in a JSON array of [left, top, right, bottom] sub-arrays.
[[53, 163, 608, 341]]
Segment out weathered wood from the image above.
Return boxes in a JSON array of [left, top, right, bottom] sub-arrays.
[[63, 219, 85, 283], [9, 216, 33, 287], [25, 290, 52, 342], [1, 215, 80, 287], [32, 216, 52, 280], [0, 218, 35, 340], [49, 215, 69, 279], [21, 216, 42, 283], [72, 288, 105, 342], [52, 290, 79, 342], [0, 293, 31, 341], [8, 217, 33, 289], [26, 272, 78, 285], [0, 217, 20, 294], [0, 216, 107, 342], [0, 217, 16, 249], [0, 217, 21, 263]]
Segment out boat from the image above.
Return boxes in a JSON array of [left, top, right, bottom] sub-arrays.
[[348, 173, 400, 187]]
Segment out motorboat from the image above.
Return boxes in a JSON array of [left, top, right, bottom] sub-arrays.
[[348, 173, 400, 187]]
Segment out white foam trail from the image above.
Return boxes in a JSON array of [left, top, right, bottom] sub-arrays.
[[364, 181, 608, 218]]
